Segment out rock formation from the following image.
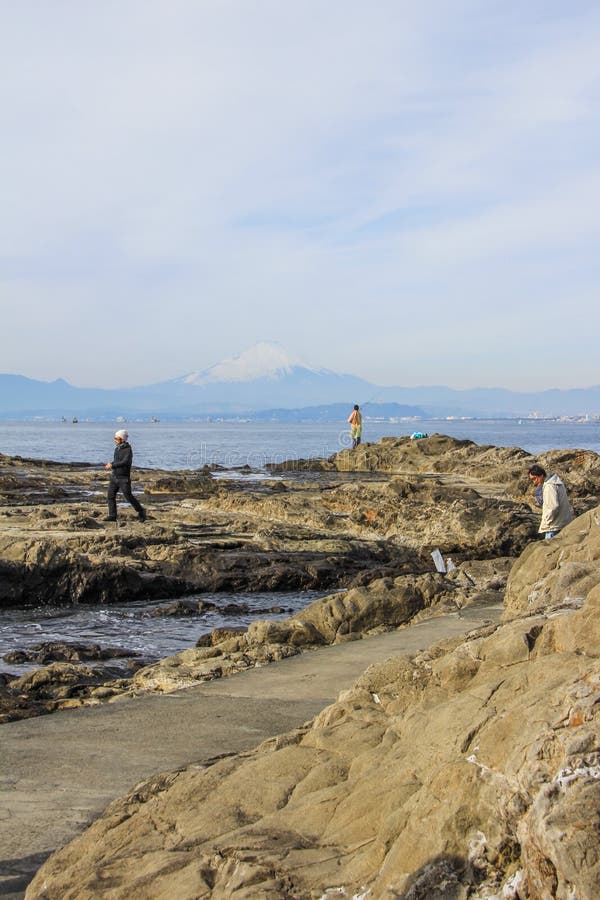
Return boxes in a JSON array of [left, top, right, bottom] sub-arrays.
[[2, 437, 600, 725], [24, 504, 600, 898], [273, 434, 600, 500], [128, 560, 510, 697], [2, 437, 598, 611]]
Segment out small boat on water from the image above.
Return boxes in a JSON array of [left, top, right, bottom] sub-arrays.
[[151, 416, 160, 423], [72, 417, 78, 424]]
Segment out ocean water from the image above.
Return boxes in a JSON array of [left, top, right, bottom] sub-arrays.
[[1, 417, 600, 470], [0, 591, 325, 677], [1, 417, 599, 675]]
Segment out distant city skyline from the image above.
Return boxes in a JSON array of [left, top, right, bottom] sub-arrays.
[[2, 2, 599, 391]]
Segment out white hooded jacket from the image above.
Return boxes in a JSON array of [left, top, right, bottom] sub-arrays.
[[539, 474, 574, 533]]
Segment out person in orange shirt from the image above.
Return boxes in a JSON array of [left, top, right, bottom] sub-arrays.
[[347, 404, 363, 448]]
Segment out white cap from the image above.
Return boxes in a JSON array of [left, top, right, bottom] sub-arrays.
[[115, 429, 129, 440]]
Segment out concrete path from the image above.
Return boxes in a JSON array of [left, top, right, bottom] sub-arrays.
[[0, 603, 501, 898]]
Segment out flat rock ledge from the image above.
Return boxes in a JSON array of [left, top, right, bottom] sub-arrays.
[[25, 506, 600, 899]]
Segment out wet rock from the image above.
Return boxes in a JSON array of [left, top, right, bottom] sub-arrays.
[[145, 599, 216, 617], [0, 533, 197, 608], [259, 605, 292, 615], [218, 602, 250, 615], [2, 641, 138, 665], [267, 457, 332, 472]]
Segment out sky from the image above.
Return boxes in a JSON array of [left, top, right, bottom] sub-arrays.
[[1, 0, 599, 391]]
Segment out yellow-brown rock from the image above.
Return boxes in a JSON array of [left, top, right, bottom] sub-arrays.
[[26, 507, 600, 899]]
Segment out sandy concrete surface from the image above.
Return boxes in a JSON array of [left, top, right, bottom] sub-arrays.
[[0, 603, 500, 898]]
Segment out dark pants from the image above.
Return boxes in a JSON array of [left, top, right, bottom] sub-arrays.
[[108, 476, 145, 518]]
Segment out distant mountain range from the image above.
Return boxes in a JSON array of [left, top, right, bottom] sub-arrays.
[[1, 342, 600, 420]]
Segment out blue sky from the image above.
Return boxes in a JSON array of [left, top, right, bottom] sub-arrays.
[[1, 1, 599, 390]]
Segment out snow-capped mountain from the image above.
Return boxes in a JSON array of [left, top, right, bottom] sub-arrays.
[[164, 342, 370, 410], [176, 342, 328, 386], [2, 342, 600, 418], [0, 344, 374, 417]]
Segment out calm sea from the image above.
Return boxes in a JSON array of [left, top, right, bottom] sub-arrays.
[[1, 418, 600, 469], [1, 418, 599, 675]]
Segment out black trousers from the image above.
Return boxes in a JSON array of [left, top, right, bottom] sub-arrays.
[[108, 476, 144, 518]]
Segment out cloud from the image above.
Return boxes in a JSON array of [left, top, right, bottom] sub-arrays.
[[1, 1, 599, 388]]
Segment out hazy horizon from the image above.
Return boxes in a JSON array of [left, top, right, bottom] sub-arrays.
[[2, 338, 600, 397]]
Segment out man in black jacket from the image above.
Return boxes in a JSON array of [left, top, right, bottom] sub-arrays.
[[104, 430, 146, 522]]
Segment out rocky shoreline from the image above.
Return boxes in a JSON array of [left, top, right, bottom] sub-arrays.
[[1, 434, 599, 723], [2, 434, 600, 896]]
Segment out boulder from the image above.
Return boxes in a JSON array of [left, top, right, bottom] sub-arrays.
[[503, 505, 600, 620]]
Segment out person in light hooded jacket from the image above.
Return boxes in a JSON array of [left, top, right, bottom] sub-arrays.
[[528, 464, 573, 539]]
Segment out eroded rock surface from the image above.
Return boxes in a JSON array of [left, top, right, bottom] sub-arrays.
[[273, 433, 600, 500], [504, 506, 600, 621], [2, 438, 600, 723], [0, 559, 509, 721], [2, 437, 598, 611], [25, 507, 600, 899], [128, 560, 508, 696]]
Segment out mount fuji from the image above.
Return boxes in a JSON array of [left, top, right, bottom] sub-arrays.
[[0, 344, 381, 418], [1, 342, 599, 418], [176, 343, 316, 385], [158, 342, 374, 412]]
